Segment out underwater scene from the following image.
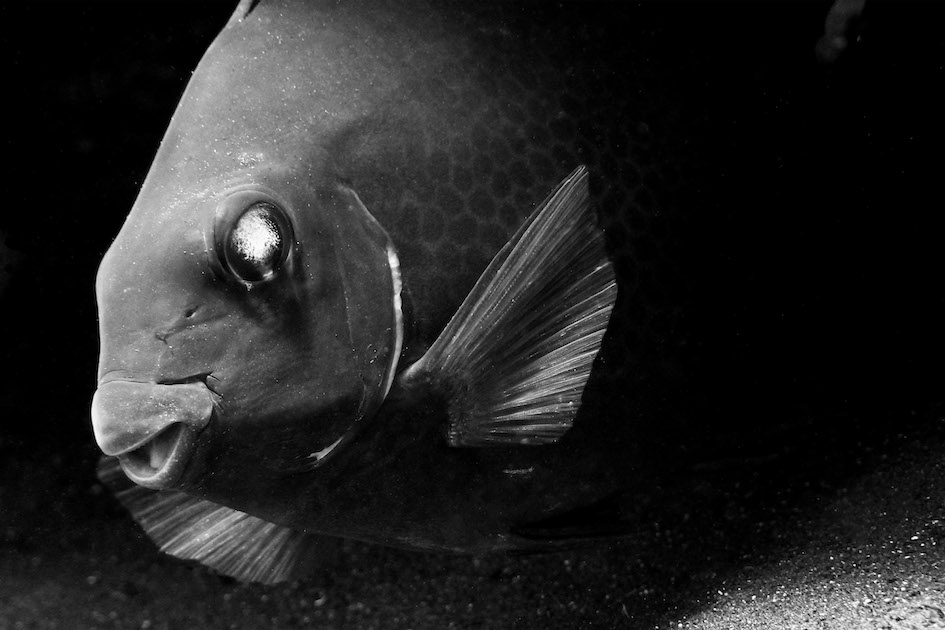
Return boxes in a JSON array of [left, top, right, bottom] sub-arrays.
[[1, 1, 942, 628]]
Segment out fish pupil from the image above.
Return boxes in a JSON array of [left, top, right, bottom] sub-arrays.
[[225, 204, 285, 282]]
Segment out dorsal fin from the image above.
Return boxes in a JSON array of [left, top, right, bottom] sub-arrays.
[[98, 457, 326, 584], [402, 166, 617, 446]]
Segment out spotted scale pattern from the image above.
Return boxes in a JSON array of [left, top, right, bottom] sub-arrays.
[[328, 2, 701, 383]]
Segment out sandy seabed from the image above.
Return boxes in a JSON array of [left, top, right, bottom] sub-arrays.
[[1, 414, 941, 630]]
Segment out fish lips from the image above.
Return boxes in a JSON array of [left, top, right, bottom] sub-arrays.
[[91, 378, 216, 490]]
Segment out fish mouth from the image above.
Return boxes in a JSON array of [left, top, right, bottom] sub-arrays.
[[116, 422, 191, 488], [91, 377, 217, 490]]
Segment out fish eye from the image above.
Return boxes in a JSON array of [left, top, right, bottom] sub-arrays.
[[218, 201, 292, 283]]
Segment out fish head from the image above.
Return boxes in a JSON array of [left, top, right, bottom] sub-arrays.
[[92, 1, 406, 499], [93, 168, 402, 495], [90, 5, 406, 497]]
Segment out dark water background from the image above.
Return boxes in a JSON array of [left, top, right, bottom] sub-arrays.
[[1, 2, 943, 628]]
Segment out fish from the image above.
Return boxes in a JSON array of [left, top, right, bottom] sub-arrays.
[[90, 0, 707, 584]]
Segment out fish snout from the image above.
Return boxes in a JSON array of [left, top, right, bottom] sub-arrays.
[[91, 379, 216, 489]]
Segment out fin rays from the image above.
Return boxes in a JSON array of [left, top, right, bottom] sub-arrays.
[[407, 166, 617, 446], [99, 458, 322, 584]]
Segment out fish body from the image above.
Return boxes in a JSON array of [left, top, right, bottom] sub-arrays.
[[92, 0, 700, 581]]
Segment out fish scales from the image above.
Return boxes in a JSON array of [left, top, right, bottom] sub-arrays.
[[332, 4, 690, 346]]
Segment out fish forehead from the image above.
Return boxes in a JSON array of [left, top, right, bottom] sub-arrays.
[[141, 0, 450, 191], [109, 1, 455, 269]]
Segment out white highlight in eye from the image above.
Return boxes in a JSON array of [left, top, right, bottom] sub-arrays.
[[231, 207, 280, 265]]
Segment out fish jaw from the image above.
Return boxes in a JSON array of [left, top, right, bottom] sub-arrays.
[[91, 378, 216, 490]]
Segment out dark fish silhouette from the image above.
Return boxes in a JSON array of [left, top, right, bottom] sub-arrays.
[[91, 0, 701, 583]]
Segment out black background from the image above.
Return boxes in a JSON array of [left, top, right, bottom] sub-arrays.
[[1, 2, 943, 628]]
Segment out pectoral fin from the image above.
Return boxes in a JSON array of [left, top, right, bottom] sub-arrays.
[[403, 166, 617, 446], [98, 457, 327, 584]]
